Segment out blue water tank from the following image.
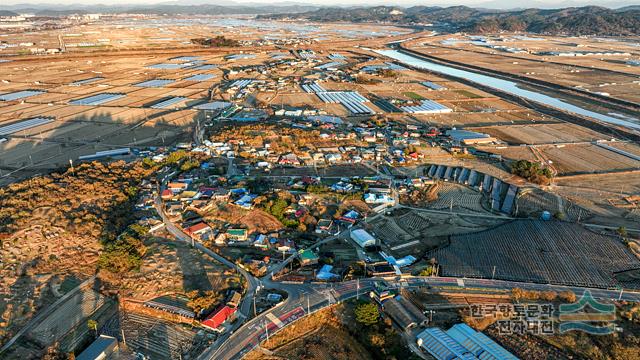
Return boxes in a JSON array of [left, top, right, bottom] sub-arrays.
[[541, 211, 552, 221]]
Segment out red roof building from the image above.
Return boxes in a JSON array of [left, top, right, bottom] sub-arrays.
[[184, 222, 211, 237], [161, 189, 173, 200], [201, 305, 236, 330]]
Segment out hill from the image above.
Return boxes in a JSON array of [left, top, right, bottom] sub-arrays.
[[260, 5, 640, 35]]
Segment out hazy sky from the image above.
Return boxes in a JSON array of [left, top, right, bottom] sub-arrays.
[[2, 0, 634, 8]]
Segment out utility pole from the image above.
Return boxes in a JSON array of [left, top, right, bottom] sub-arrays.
[[356, 278, 360, 300], [618, 287, 624, 301], [253, 296, 257, 317], [307, 296, 310, 315], [492, 266, 496, 280], [121, 329, 127, 346], [264, 320, 269, 343]]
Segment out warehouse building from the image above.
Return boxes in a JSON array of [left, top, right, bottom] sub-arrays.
[[350, 229, 376, 248], [416, 323, 519, 360]]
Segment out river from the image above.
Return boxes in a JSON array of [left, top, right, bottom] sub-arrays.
[[375, 49, 640, 132]]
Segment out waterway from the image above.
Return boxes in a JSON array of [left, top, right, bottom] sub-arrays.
[[375, 49, 640, 131]]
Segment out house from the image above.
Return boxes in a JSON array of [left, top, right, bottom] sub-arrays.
[[227, 291, 242, 308], [201, 305, 237, 331], [166, 202, 183, 216], [364, 193, 394, 205], [226, 228, 248, 241], [254, 234, 268, 248], [277, 238, 295, 252], [168, 182, 189, 193], [299, 249, 319, 266], [339, 210, 360, 224], [235, 194, 256, 209], [161, 189, 173, 200], [184, 222, 212, 240], [331, 181, 353, 192], [316, 264, 339, 281], [278, 153, 301, 166], [315, 219, 333, 233]]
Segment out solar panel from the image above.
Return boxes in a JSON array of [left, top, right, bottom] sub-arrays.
[[0, 117, 54, 136], [150, 97, 188, 109], [192, 64, 218, 70], [134, 79, 175, 88], [70, 93, 126, 105], [147, 63, 190, 70], [184, 74, 215, 81], [70, 77, 104, 86], [0, 90, 46, 101]]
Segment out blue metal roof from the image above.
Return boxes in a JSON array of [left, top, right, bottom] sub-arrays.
[[70, 93, 125, 106], [446, 324, 518, 360], [417, 327, 478, 360], [0, 90, 45, 101]]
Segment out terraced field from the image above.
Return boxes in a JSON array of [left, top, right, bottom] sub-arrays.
[[429, 220, 639, 289]]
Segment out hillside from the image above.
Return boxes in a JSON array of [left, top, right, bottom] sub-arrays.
[[260, 5, 640, 36]]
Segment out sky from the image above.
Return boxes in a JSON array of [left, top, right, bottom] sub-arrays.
[[2, 0, 635, 8]]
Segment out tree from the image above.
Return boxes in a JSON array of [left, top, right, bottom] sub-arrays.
[[354, 302, 380, 326], [87, 319, 98, 337], [617, 226, 628, 238]]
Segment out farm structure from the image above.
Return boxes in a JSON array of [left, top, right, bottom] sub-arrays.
[[428, 220, 640, 289]]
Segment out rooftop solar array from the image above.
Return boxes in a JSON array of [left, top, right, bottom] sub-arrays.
[[184, 74, 215, 81], [328, 53, 346, 60], [0, 117, 54, 136], [150, 96, 188, 109], [70, 77, 104, 86], [0, 90, 46, 101], [401, 99, 452, 114], [135, 79, 175, 88], [0, 59, 11, 63], [70, 93, 126, 106]]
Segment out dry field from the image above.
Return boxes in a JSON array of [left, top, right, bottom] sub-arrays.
[[475, 123, 607, 144], [405, 34, 640, 103]]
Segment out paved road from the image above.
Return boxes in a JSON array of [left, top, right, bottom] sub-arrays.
[[154, 186, 260, 348], [202, 275, 640, 360]]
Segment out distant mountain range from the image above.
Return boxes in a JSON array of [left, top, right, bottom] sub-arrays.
[[0, 3, 319, 16], [260, 5, 640, 35]]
